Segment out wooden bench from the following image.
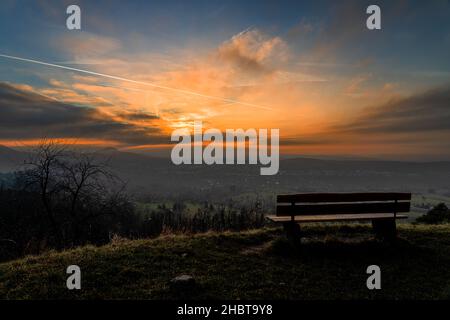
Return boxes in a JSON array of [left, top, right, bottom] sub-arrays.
[[267, 192, 411, 245]]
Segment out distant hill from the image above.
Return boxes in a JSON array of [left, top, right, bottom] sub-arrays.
[[0, 145, 28, 173], [1, 145, 450, 199]]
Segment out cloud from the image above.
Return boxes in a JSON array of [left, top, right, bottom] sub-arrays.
[[115, 110, 159, 121], [280, 136, 337, 146], [333, 85, 450, 134], [275, 84, 450, 158], [0, 26, 379, 149], [217, 28, 288, 76], [0, 82, 166, 145]]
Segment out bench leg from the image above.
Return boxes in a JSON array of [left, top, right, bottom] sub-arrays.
[[283, 222, 302, 247], [372, 218, 397, 242]]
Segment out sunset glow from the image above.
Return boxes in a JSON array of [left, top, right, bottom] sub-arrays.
[[1, 0, 449, 160]]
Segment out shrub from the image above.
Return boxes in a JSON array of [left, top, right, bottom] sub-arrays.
[[416, 203, 450, 224]]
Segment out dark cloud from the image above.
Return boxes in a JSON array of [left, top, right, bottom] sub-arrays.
[[0, 83, 167, 145], [275, 85, 450, 155], [116, 111, 159, 121], [280, 136, 337, 146], [333, 85, 450, 134]]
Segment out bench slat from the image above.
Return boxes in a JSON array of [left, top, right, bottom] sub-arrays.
[[277, 201, 410, 216], [277, 192, 411, 203], [267, 213, 408, 223]]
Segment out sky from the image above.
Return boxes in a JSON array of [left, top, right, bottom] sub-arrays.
[[0, 0, 450, 160]]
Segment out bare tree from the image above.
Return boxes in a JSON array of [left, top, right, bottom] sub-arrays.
[[18, 139, 129, 248], [19, 140, 67, 247]]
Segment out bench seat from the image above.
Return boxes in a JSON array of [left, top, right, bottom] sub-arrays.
[[267, 213, 407, 223], [270, 192, 411, 245]]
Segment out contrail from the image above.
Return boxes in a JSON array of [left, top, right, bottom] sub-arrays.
[[0, 53, 272, 110]]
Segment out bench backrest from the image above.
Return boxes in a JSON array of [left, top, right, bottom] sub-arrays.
[[276, 192, 411, 217]]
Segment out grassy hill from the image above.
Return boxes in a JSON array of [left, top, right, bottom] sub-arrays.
[[1, 224, 450, 300]]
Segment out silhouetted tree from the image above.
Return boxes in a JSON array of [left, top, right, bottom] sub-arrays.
[[14, 139, 134, 248]]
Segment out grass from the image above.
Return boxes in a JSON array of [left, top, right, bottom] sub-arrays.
[[1, 223, 450, 300]]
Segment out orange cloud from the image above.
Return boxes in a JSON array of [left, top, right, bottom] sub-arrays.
[[6, 26, 426, 157]]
